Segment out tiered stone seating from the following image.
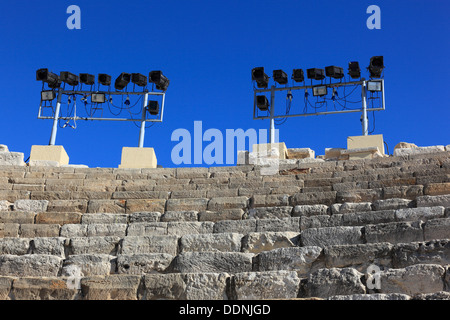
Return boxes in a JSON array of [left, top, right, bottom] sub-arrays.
[[0, 151, 449, 300]]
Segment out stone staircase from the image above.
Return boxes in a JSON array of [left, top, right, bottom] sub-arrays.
[[0, 151, 449, 300]]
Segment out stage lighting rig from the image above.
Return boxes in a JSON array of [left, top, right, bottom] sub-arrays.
[[368, 56, 384, 78], [306, 68, 325, 81], [348, 62, 361, 79], [147, 101, 160, 115], [131, 73, 148, 87], [292, 69, 304, 83], [273, 70, 288, 85], [36, 68, 61, 88], [41, 90, 56, 101], [149, 71, 170, 91], [115, 72, 131, 90], [256, 95, 269, 111], [252, 67, 269, 88], [98, 74, 111, 86], [60, 71, 79, 87], [325, 66, 344, 79], [80, 73, 95, 86], [312, 85, 327, 97]]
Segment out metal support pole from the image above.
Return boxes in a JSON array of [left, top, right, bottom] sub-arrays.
[[361, 81, 369, 136], [138, 93, 149, 148], [269, 86, 275, 144], [49, 87, 62, 145]]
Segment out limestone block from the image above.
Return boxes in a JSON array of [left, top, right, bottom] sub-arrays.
[[0, 254, 62, 277], [60, 223, 127, 238], [255, 246, 322, 275], [35, 212, 82, 225], [21, 224, 60, 238], [324, 243, 394, 272], [300, 215, 343, 230], [395, 206, 445, 222], [365, 221, 424, 244], [325, 148, 345, 160], [128, 211, 161, 223], [120, 235, 179, 256], [13, 199, 48, 213], [126, 222, 167, 236], [424, 183, 450, 196], [47, 200, 88, 213], [347, 134, 384, 154], [69, 236, 121, 255], [241, 232, 299, 254], [379, 264, 445, 295], [290, 191, 337, 206], [251, 194, 290, 208], [394, 142, 418, 150], [416, 195, 450, 208], [331, 202, 372, 214], [287, 148, 315, 159], [341, 147, 382, 160], [248, 206, 292, 219], [207, 196, 248, 211], [119, 147, 157, 169], [423, 218, 450, 241], [167, 221, 214, 236], [161, 210, 198, 222], [117, 253, 174, 274], [0, 277, 13, 300], [87, 199, 126, 214], [256, 217, 300, 233], [0, 152, 26, 166], [392, 239, 450, 268], [166, 198, 208, 212], [304, 268, 366, 298], [11, 277, 79, 300], [81, 275, 142, 300], [144, 273, 229, 300], [81, 213, 128, 224], [0, 200, 11, 211], [62, 254, 116, 276], [0, 190, 31, 202], [237, 150, 249, 165], [293, 204, 329, 217], [230, 271, 300, 300], [0, 223, 19, 237], [28, 160, 59, 167], [30, 145, 69, 165], [336, 189, 383, 203], [372, 198, 414, 211], [0, 211, 35, 224], [31, 237, 67, 258], [252, 142, 288, 160], [168, 252, 254, 273], [198, 209, 244, 222], [0, 145, 8, 152], [0, 238, 30, 255], [175, 167, 209, 179], [341, 210, 396, 226], [179, 233, 243, 253], [301, 226, 364, 247], [393, 145, 445, 157], [213, 219, 257, 234], [413, 291, 450, 300]]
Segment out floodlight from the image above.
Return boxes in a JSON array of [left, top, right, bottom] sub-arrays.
[[368, 56, 384, 78], [292, 69, 304, 82], [256, 95, 269, 111], [306, 68, 325, 81], [114, 72, 131, 90], [312, 85, 327, 97], [80, 73, 95, 85], [36, 68, 61, 88], [348, 62, 361, 79], [147, 100, 160, 115], [367, 81, 382, 92], [325, 66, 344, 79], [91, 93, 106, 103], [149, 71, 170, 91], [273, 70, 288, 85], [251, 67, 269, 88], [60, 71, 79, 86], [41, 90, 56, 101], [98, 74, 111, 86], [131, 73, 148, 87]]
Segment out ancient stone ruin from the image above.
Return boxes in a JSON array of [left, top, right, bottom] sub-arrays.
[[0, 143, 449, 300]]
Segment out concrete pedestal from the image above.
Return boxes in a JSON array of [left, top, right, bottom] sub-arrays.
[[29, 145, 69, 166], [119, 147, 157, 169]]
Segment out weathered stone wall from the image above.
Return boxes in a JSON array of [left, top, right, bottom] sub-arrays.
[[0, 150, 449, 300]]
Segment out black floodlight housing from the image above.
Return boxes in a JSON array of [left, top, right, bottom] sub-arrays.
[[273, 69, 288, 85], [147, 100, 160, 115], [114, 72, 131, 90], [256, 95, 269, 111], [91, 93, 106, 103], [98, 74, 111, 86], [80, 73, 95, 86], [306, 68, 325, 81], [368, 56, 384, 78], [312, 85, 327, 97], [251, 67, 269, 88], [41, 90, 56, 101], [149, 71, 170, 91], [36, 68, 61, 88], [131, 73, 148, 87], [325, 66, 344, 79], [348, 62, 361, 79], [60, 71, 79, 87], [292, 69, 304, 82], [367, 81, 382, 92]]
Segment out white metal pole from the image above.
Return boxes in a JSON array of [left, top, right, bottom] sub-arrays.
[[138, 93, 149, 148], [361, 81, 368, 136], [269, 86, 275, 144], [49, 87, 62, 145]]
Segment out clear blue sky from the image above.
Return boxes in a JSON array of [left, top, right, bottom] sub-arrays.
[[0, 0, 449, 168]]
